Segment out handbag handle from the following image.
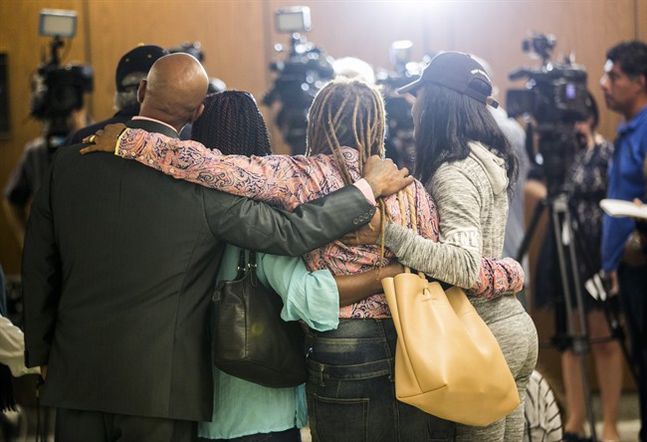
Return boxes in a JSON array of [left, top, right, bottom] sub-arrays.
[[396, 188, 414, 274], [394, 188, 427, 280], [235, 249, 259, 282]]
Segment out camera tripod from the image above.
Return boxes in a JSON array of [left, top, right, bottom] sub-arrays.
[[517, 189, 634, 442]]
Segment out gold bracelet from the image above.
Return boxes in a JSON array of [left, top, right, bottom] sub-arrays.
[[114, 129, 127, 156]]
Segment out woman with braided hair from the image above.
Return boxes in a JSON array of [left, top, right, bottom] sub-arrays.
[[190, 91, 272, 158], [85, 80, 524, 442], [188, 90, 404, 442]]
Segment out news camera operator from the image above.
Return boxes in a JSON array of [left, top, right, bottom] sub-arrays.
[[600, 40, 647, 442], [3, 78, 89, 250], [531, 93, 620, 442], [509, 33, 625, 442], [65, 44, 167, 146], [3, 10, 93, 250]]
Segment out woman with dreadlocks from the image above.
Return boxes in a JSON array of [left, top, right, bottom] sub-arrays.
[[85, 80, 524, 442], [189, 91, 404, 442]]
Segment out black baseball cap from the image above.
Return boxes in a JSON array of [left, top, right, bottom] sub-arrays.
[[115, 44, 168, 92], [397, 51, 498, 108]]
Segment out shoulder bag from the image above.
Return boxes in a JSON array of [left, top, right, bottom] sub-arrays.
[[382, 188, 520, 426], [212, 250, 307, 388]]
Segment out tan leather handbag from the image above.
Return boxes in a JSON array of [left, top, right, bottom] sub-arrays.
[[382, 189, 520, 426]]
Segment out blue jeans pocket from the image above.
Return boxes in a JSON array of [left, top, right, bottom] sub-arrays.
[[309, 393, 369, 442]]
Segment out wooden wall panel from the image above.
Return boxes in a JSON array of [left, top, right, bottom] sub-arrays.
[[87, 0, 267, 122], [639, 0, 647, 41], [0, 0, 88, 274]]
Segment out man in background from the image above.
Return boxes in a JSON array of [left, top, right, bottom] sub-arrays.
[[3, 90, 88, 250], [65, 44, 167, 145], [600, 40, 647, 442]]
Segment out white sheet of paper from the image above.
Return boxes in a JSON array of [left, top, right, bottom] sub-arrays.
[[600, 199, 647, 220]]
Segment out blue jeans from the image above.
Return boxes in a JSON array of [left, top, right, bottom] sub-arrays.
[[305, 319, 455, 442]]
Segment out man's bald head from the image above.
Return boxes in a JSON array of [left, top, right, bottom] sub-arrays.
[[137, 53, 209, 130]]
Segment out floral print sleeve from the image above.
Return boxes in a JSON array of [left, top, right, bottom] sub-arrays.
[[116, 128, 341, 210], [471, 257, 524, 299], [117, 127, 523, 303]]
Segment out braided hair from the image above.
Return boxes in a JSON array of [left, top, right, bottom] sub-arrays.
[[306, 79, 386, 185], [191, 91, 272, 156]]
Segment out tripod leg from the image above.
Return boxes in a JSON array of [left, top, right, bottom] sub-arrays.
[[550, 198, 598, 442], [516, 198, 546, 263]]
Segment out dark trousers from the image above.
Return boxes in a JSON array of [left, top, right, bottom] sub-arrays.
[[198, 427, 301, 442], [618, 263, 647, 442], [305, 319, 455, 442], [55, 408, 196, 442]]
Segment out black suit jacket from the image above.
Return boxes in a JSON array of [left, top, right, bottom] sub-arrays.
[[22, 119, 375, 421]]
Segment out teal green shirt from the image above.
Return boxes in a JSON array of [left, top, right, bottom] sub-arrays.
[[198, 245, 340, 440]]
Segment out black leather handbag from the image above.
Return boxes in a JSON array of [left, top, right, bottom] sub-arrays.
[[211, 250, 307, 388]]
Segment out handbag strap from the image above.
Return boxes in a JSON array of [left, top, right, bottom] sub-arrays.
[[235, 249, 258, 279], [236, 249, 247, 279], [394, 187, 427, 280]]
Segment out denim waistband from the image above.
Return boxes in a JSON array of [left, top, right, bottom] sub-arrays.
[[305, 319, 397, 383], [307, 318, 397, 340]]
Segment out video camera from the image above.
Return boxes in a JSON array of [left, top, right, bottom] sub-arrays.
[[506, 33, 589, 196], [30, 9, 93, 139], [262, 6, 334, 154], [506, 33, 589, 125], [376, 41, 429, 169]]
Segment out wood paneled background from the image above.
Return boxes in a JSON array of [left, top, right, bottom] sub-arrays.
[[0, 0, 645, 390]]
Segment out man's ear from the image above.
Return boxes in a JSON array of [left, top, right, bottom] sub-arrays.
[[191, 103, 205, 123], [638, 74, 647, 93], [137, 80, 147, 104]]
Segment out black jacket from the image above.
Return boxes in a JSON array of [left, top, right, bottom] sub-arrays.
[[22, 119, 375, 421]]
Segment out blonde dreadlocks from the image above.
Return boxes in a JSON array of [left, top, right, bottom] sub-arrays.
[[306, 79, 386, 186]]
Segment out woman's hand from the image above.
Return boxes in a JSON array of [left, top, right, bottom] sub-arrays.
[[80, 123, 127, 154]]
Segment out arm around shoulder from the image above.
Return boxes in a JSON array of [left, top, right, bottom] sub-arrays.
[[203, 185, 376, 256]]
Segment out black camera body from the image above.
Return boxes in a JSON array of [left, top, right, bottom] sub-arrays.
[[507, 63, 588, 124], [376, 42, 428, 170], [31, 61, 93, 122], [507, 33, 589, 197], [507, 33, 588, 125], [31, 10, 93, 140]]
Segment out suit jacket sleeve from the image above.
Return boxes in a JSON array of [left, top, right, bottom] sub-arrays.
[[21, 158, 61, 367], [203, 185, 376, 257]]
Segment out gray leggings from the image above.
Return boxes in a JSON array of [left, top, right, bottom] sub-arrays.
[[455, 311, 539, 442]]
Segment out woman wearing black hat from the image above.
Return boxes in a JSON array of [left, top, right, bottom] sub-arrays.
[[379, 52, 539, 441]]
